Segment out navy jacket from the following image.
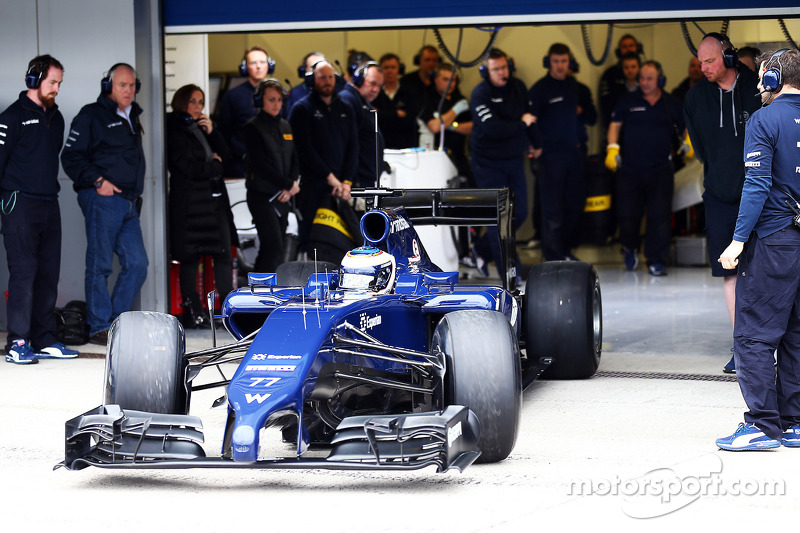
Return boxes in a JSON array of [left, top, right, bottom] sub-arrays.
[[339, 84, 385, 188], [528, 75, 584, 153], [61, 94, 145, 199], [470, 77, 531, 160], [0, 92, 64, 196], [735, 94, 800, 240], [288, 91, 357, 190], [218, 80, 258, 177]]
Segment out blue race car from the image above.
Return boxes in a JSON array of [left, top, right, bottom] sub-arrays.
[[62, 188, 601, 473]]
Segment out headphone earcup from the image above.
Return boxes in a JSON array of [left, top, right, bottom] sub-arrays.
[[298, 65, 306, 79], [542, 56, 549, 69], [304, 70, 315, 89], [101, 76, 112, 95], [722, 48, 739, 69], [762, 69, 782, 93], [239, 60, 248, 77], [479, 64, 489, 80], [398, 62, 406, 76], [25, 71, 42, 90], [659, 74, 667, 88], [267, 57, 276, 75]]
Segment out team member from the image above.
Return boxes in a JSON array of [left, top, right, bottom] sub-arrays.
[[61, 63, 148, 345], [671, 56, 703, 104], [400, 45, 441, 110], [0, 55, 78, 364], [288, 60, 357, 250], [373, 53, 419, 149], [606, 61, 684, 276], [339, 61, 385, 188], [218, 46, 275, 177], [599, 34, 643, 130], [243, 79, 300, 272], [470, 48, 534, 277], [166, 84, 236, 328], [684, 33, 761, 373], [716, 49, 800, 451], [528, 43, 586, 262]]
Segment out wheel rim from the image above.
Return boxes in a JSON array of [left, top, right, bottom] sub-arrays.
[[592, 280, 602, 355]]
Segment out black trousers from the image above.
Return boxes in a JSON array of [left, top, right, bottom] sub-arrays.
[[1, 193, 61, 350], [616, 166, 674, 266], [247, 190, 288, 273]]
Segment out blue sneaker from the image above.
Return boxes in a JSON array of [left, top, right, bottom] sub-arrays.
[[39, 342, 79, 359], [623, 248, 638, 270], [782, 424, 800, 447], [471, 248, 489, 277], [6, 340, 40, 365], [723, 351, 736, 374], [716, 423, 781, 451], [648, 263, 668, 276]]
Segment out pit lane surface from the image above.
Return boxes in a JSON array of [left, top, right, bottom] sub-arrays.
[[1, 267, 798, 530]]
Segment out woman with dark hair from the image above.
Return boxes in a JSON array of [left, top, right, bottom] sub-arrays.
[[243, 78, 300, 272], [166, 84, 237, 328]]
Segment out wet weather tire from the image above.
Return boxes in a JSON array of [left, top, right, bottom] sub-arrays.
[[276, 261, 338, 286], [433, 310, 522, 463], [524, 261, 602, 379], [104, 311, 188, 414]]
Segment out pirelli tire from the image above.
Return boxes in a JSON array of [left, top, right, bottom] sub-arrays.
[[524, 261, 602, 379], [276, 261, 339, 286], [433, 310, 522, 463], [104, 311, 189, 415]]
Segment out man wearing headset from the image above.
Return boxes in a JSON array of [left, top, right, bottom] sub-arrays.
[[684, 33, 761, 373], [400, 45, 441, 114], [288, 60, 357, 252], [469, 48, 534, 278], [716, 49, 800, 451], [606, 61, 684, 277], [219, 46, 274, 178], [0, 55, 79, 364], [339, 61, 386, 188], [61, 63, 148, 346], [599, 34, 643, 132]]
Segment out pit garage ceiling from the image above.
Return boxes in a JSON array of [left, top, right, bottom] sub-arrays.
[[164, 0, 800, 33]]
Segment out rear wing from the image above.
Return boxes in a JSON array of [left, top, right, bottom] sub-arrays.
[[352, 188, 517, 291]]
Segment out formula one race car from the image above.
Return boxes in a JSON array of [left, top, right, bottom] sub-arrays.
[[62, 188, 601, 473]]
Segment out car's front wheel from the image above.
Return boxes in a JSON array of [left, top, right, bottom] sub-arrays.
[[104, 311, 189, 414], [432, 310, 522, 463]]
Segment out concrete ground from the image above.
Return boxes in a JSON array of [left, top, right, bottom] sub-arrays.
[[1, 248, 798, 530]]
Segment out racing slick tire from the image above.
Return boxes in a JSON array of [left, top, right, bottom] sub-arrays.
[[524, 261, 602, 380], [276, 260, 338, 286], [104, 311, 189, 415], [433, 310, 522, 463]]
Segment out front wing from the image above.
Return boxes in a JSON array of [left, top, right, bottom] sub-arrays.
[[59, 404, 480, 473]]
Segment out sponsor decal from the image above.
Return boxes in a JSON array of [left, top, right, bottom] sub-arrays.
[[585, 194, 612, 212], [359, 312, 382, 330], [390, 217, 410, 233], [314, 208, 354, 239], [795, 118, 800, 124], [447, 421, 463, 448], [745, 162, 760, 167], [21, 119, 40, 126], [283, 133, 293, 140], [490, 97, 503, 103], [549, 96, 564, 104], [746, 151, 761, 158], [245, 365, 297, 372], [251, 353, 302, 360], [630, 106, 646, 112], [245, 393, 271, 404], [107, 121, 124, 128], [248, 377, 281, 387], [410, 239, 421, 262]]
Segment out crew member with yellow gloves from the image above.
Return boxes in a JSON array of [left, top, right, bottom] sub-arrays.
[[606, 61, 685, 276]]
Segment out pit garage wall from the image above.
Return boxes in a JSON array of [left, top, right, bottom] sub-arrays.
[[0, 0, 167, 329]]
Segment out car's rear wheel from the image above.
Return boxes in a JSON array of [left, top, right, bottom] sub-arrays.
[[104, 311, 189, 414], [432, 310, 521, 463], [276, 260, 338, 286], [524, 261, 602, 379]]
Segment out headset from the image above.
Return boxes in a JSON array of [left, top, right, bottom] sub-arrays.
[[25, 58, 48, 89], [614, 35, 644, 60], [542, 55, 580, 73], [378, 53, 406, 77], [704, 32, 739, 69], [761, 49, 790, 94], [101, 63, 141, 95], [239, 48, 276, 77], [304, 59, 337, 90], [298, 51, 325, 79], [479, 56, 516, 80], [413, 45, 441, 66], [351, 61, 380, 88], [252, 78, 287, 109]]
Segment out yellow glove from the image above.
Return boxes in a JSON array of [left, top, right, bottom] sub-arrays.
[[679, 133, 694, 160], [605, 143, 620, 172]]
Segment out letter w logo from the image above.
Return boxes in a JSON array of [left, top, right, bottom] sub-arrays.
[[245, 393, 271, 404], [795, 118, 800, 124]]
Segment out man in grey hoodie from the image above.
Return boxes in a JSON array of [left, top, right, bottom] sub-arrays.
[[684, 33, 761, 374]]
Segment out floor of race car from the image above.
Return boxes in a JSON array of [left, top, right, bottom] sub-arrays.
[[1, 245, 797, 530]]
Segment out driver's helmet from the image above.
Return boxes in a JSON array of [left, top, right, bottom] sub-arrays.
[[338, 246, 397, 294]]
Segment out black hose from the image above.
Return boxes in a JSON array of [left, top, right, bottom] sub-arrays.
[[680, 20, 729, 57], [779, 19, 800, 50], [433, 27, 499, 68], [580, 24, 614, 66]]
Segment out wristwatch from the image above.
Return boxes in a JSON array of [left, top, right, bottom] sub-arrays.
[[94, 177, 105, 189]]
